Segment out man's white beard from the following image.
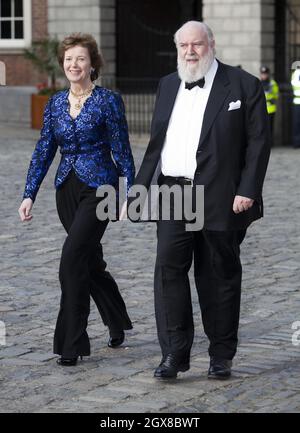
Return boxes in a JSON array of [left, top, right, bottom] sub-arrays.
[[177, 48, 215, 83]]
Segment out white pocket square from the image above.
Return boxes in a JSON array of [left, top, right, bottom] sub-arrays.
[[228, 100, 241, 111]]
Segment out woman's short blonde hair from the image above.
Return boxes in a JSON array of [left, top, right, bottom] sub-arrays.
[[57, 33, 104, 81]]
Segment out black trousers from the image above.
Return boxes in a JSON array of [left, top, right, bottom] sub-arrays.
[[54, 169, 132, 358], [154, 182, 246, 361]]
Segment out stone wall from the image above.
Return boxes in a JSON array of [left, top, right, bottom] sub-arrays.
[[48, 0, 116, 79], [99, 0, 116, 79], [203, 0, 275, 77], [0, 86, 36, 126], [261, 0, 275, 77]]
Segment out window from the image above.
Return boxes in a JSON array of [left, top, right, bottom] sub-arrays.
[[0, 0, 31, 49]]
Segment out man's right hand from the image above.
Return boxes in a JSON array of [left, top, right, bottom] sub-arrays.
[[18, 198, 33, 222]]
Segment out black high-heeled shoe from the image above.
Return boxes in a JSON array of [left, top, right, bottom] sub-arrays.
[[56, 356, 83, 366], [107, 330, 125, 348]]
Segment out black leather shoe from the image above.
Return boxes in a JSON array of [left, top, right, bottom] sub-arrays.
[[154, 353, 190, 379], [108, 330, 125, 348], [56, 356, 82, 366], [208, 357, 232, 380]]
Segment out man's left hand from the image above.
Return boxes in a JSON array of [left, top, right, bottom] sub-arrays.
[[233, 195, 254, 214]]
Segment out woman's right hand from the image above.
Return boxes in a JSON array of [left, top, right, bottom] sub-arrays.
[[18, 198, 33, 222]]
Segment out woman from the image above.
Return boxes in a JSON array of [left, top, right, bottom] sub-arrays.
[[18, 33, 135, 366]]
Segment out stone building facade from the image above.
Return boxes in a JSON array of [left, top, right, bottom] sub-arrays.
[[1, 0, 300, 141], [0, 0, 289, 85], [48, 0, 115, 78], [204, 0, 276, 77]]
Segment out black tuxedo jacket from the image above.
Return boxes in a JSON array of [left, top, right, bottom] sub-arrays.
[[131, 60, 271, 230]]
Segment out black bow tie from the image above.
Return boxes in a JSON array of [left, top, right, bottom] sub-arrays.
[[185, 77, 205, 90]]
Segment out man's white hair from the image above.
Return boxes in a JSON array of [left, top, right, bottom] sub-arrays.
[[174, 21, 215, 54]]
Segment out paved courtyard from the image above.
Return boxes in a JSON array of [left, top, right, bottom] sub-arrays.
[[0, 124, 299, 413]]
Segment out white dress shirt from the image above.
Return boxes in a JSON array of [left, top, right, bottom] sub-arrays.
[[161, 58, 218, 179]]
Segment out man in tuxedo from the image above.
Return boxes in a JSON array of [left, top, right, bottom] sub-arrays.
[[130, 21, 270, 379]]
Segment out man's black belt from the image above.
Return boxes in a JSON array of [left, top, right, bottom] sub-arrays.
[[160, 175, 194, 186]]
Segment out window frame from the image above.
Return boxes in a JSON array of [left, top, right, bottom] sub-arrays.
[[0, 0, 32, 49]]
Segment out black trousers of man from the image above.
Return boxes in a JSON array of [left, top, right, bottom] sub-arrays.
[[154, 178, 246, 362], [54, 169, 132, 358]]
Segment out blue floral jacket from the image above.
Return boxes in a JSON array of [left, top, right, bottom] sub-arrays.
[[23, 86, 135, 202]]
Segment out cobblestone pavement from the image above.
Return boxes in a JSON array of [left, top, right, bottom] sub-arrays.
[[0, 124, 299, 413]]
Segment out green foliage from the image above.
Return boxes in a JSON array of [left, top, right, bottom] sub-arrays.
[[23, 37, 63, 92]]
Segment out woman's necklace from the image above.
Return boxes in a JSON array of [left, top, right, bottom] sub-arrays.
[[70, 83, 95, 110]]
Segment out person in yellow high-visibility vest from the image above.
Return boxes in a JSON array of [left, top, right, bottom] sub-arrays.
[[291, 66, 300, 148], [260, 66, 279, 146]]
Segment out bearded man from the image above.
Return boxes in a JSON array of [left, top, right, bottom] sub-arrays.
[[131, 21, 270, 380]]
